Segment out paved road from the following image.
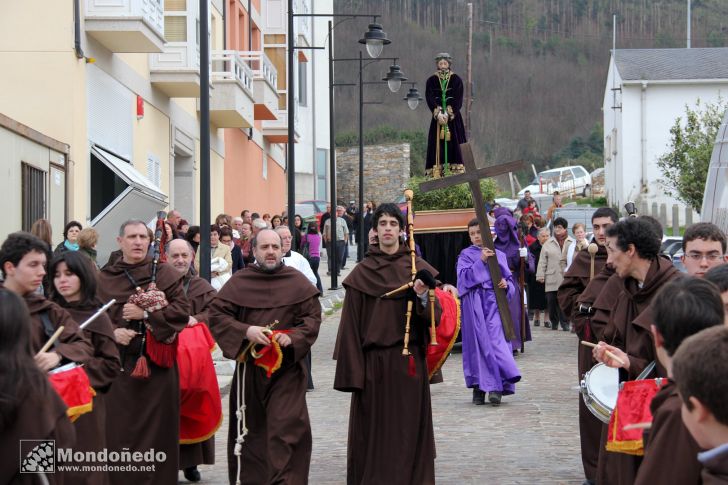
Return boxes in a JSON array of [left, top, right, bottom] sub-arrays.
[[192, 307, 585, 485]]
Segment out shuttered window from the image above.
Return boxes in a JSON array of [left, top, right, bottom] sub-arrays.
[[164, 16, 187, 42], [21, 163, 46, 231], [147, 154, 161, 188], [165, 0, 186, 11]]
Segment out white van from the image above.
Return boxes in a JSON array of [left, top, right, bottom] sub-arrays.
[[517, 165, 592, 198]]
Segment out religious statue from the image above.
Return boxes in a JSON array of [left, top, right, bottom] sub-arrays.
[[425, 53, 466, 178]]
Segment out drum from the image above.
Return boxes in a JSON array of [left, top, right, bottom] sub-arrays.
[[580, 363, 619, 424], [48, 363, 96, 422]]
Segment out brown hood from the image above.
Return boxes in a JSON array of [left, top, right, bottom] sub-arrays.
[[98, 256, 184, 304], [216, 263, 319, 309], [344, 245, 439, 298]]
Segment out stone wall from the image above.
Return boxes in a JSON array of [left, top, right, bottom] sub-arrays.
[[335, 142, 410, 206]]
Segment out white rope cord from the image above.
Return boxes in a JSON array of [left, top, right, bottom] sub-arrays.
[[234, 360, 248, 485]]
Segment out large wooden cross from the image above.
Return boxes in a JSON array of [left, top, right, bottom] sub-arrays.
[[419, 143, 524, 341]]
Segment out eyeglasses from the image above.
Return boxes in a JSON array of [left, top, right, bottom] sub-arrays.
[[686, 252, 724, 262]]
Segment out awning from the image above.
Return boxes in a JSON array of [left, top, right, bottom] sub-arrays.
[[90, 145, 167, 264]]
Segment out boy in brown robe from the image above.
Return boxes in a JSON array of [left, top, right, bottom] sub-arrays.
[[557, 207, 617, 485], [334, 203, 441, 485], [168, 238, 218, 482], [208, 229, 321, 485], [0, 232, 93, 369], [98, 220, 190, 485], [673, 326, 728, 485], [634, 277, 725, 485], [592, 217, 680, 485]]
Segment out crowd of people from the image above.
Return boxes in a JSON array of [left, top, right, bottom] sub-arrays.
[[3, 195, 728, 485]]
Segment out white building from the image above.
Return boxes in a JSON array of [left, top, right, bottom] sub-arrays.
[[603, 48, 728, 221]]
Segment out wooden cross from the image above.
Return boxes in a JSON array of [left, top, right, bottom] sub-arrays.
[[419, 143, 524, 341]]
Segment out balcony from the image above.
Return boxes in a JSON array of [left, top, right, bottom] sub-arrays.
[[208, 51, 255, 128], [85, 0, 165, 53], [149, 40, 200, 98], [239, 51, 279, 120], [262, 93, 300, 143]]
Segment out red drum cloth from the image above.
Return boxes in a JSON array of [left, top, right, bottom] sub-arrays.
[[247, 330, 291, 378], [426, 288, 461, 379], [607, 378, 668, 456], [177, 324, 222, 444], [49, 365, 96, 422]]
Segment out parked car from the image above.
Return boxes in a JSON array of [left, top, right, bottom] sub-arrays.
[[550, 206, 599, 236], [295, 200, 327, 228], [518, 165, 592, 198]]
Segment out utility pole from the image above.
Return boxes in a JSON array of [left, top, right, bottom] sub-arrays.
[[687, 0, 692, 48], [465, 2, 473, 139]]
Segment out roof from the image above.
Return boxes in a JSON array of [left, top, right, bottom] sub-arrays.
[[613, 48, 728, 81]]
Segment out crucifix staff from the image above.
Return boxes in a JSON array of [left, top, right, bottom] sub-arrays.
[[419, 142, 524, 341]]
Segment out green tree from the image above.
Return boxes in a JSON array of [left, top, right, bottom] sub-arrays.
[[407, 176, 497, 211], [657, 98, 727, 214]]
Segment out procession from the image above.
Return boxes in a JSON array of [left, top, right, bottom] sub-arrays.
[[4, 1, 728, 484]]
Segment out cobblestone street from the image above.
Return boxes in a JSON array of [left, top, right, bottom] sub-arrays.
[[194, 301, 585, 485]]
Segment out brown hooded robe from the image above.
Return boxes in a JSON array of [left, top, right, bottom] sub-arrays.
[[557, 242, 611, 482], [62, 303, 121, 485], [596, 256, 679, 485], [334, 245, 442, 485], [208, 264, 321, 485], [179, 271, 218, 469], [97, 257, 189, 485]]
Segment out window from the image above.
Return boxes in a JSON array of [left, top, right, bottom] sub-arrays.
[[573, 166, 588, 178], [21, 163, 46, 232], [164, 0, 187, 42], [147, 153, 161, 188], [298, 61, 307, 106], [316, 149, 327, 199], [262, 153, 268, 180]]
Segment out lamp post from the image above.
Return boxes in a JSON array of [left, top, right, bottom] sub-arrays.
[[288, 8, 391, 289], [199, 0, 211, 281]]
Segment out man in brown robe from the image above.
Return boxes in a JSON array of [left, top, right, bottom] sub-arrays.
[[168, 239, 218, 482], [208, 229, 321, 485], [97, 220, 190, 485], [557, 207, 617, 485], [0, 232, 93, 369], [634, 277, 724, 485], [592, 217, 680, 485], [334, 203, 441, 485]]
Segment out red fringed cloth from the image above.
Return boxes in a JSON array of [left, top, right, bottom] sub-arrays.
[[607, 377, 668, 455], [235, 330, 292, 378], [177, 323, 222, 444], [426, 288, 461, 379], [49, 364, 96, 422], [127, 283, 178, 369]]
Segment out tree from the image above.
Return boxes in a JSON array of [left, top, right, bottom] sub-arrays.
[[657, 98, 727, 214]]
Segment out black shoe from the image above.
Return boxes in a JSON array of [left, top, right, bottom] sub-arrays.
[[544, 321, 551, 328], [551, 325, 559, 331], [562, 324, 570, 332], [489, 391, 502, 406], [534, 320, 540, 327], [184, 466, 201, 482], [472, 388, 486, 405]]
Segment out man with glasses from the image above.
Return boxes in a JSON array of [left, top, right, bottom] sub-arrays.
[[680, 222, 728, 278]]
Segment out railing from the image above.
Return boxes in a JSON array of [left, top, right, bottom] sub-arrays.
[[85, 0, 164, 35], [211, 50, 254, 95], [238, 51, 278, 90]]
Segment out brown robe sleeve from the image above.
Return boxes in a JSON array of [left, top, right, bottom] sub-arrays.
[[208, 297, 250, 360], [146, 267, 190, 342], [47, 304, 95, 364], [634, 392, 702, 485], [188, 278, 217, 323], [333, 289, 366, 392], [82, 314, 121, 391], [288, 295, 322, 363]]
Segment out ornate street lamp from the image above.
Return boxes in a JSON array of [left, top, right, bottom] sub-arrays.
[[404, 83, 423, 110], [358, 23, 391, 58], [382, 63, 407, 93]]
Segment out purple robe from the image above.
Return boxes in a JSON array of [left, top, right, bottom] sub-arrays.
[[457, 245, 522, 394], [493, 208, 533, 349]]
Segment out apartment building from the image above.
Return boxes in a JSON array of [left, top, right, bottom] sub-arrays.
[[1, 0, 329, 263]]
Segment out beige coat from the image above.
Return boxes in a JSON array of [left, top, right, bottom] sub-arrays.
[[536, 236, 574, 292], [194, 243, 233, 276]]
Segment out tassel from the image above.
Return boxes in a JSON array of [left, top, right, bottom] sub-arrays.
[[439, 127, 445, 140], [130, 355, 150, 379], [144, 329, 177, 368], [445, 129, 451, 141], [408, 354, 416, 377]]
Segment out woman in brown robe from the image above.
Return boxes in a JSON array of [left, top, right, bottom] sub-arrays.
[[50, 251, 121, 485], [0, 288, 76, 485]]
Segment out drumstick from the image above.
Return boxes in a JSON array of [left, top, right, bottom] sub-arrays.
[[623, 422, 652, 431], [37, 326, 64, 355], [79, 299, 116, 330], [580, 340, 626, 366]]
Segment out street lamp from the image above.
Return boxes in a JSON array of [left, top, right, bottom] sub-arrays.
[[287, 9, 391, 289], [358, 23, 391, 58], [382, 63, 407, 93], [403, 83, 423, 110]]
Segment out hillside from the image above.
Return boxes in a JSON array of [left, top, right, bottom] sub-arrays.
[[332, 0, 728, 182]]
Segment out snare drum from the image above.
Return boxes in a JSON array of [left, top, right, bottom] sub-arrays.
[[580, 363, 619, 424], [48, 363, 95, 422]]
